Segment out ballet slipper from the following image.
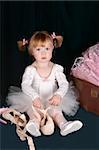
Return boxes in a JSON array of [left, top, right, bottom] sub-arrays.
[[0, 108, 9, 124], [2, 108, 35, 150], [32, 106, 41, 123], [60, 120, 83, 136], [41, 114, 54, 135], [31, 107, 55, 135], [2, 108, 27, 127], [39, 108, 55, 136], [16, 125, 35, 150]]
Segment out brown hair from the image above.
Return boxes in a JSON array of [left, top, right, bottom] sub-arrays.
[[28, 31, 53, 55], [17, 31, 63, 54]]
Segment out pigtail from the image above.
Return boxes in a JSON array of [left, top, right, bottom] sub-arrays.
[[17, 32, 63, 51], [51, 32, 63, 48], [17, 38, 29, 51]]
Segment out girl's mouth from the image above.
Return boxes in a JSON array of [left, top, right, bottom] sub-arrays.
[[41, 57, 46, 59]]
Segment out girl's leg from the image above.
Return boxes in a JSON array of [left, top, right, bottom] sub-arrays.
[[48, 109, 67, 129], [27, 107, 41, 124], [48, 109, 83, 136], [25, 107, 41, 137]]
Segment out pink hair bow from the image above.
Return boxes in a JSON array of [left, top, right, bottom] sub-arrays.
[[51, 32, 56, 39], [22, 38, 28, 46]]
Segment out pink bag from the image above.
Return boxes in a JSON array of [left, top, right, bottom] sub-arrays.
[[71, 43, 99, 86]]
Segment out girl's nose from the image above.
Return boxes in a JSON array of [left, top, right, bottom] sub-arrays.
[[41, 50, 46, 55]]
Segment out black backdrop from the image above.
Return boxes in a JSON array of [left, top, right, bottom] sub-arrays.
[[1, 1, 99, 101], [0, 1, 99, 150]]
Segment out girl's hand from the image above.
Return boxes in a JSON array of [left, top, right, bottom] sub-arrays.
[[49, 95, 61, 106], [33, 98, 43, 109]]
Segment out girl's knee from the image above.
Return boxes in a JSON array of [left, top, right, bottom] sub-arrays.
[[48, 109, 63, 118]]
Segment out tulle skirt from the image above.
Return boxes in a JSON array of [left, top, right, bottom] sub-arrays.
[[7, 83, 79, 116]]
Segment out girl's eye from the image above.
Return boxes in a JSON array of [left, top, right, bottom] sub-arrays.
[[46, 47, 49, 50], [36, 48, 40, 51]]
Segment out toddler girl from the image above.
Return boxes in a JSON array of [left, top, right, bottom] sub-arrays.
[[7, 31, 83, 137]]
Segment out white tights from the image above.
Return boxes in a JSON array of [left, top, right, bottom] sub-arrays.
[[48, 109, 67, 129], [27, 107, 67, 129], [26, 108, 41, 128]]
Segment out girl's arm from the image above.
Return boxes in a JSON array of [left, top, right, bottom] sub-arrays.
[[21, 66, 39, 101], [54, 65, 69, 98]]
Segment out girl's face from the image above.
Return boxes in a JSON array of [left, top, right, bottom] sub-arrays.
[[32, 41, 54, 63]]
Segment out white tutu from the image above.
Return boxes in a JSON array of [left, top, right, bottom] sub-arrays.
[[7, 83, 79, 116], [61, 83, 79, 116], [7, 86, 33, 113]]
